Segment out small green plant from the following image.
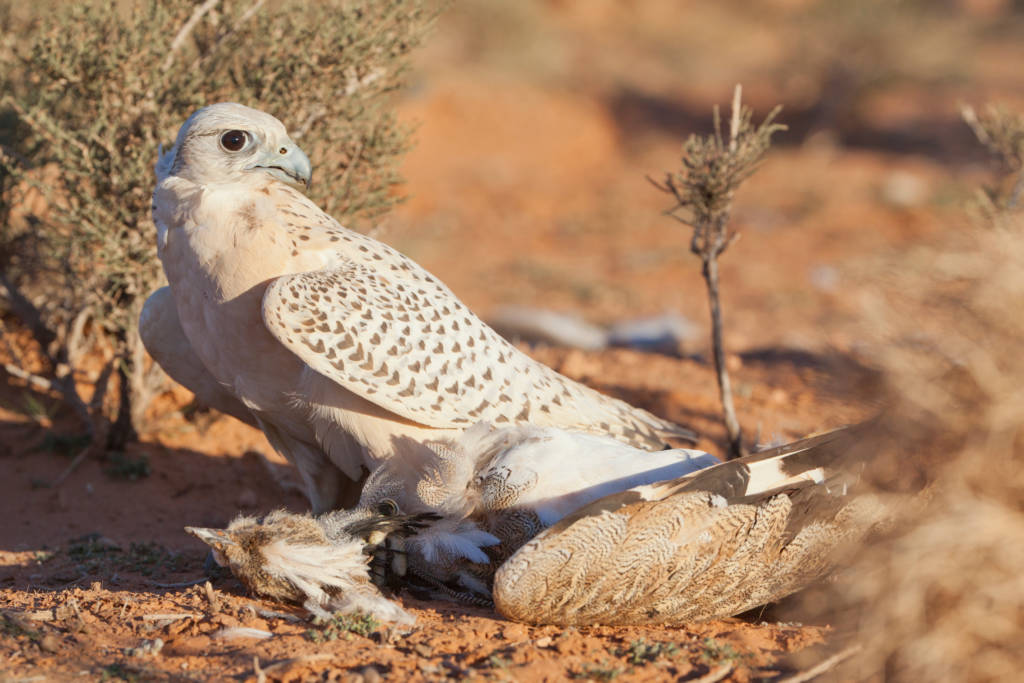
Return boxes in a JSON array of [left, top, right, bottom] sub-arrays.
[[487, 654, 512, 669], [572, 660, 624, 681], [36, 431, 92, 457], [65, 536, 183, 577], [653, 85, 784, 459], [305, 611, 380, 642], [103, 452, 151, 481], [67, 535, 120, 562], [99, 663, 142, 682], [699, 637, 750, 666], [618, 638, 679, 665], [0, 612, 40, 641], [20, 392, 57, 424]]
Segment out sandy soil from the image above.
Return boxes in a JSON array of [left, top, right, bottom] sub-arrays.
[[0, 348, 865, 682], [3, 1, 1022, 680]]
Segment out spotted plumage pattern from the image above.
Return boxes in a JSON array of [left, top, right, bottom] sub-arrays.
[[145, 103, 696, 514]]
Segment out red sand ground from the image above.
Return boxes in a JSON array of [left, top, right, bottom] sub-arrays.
[[3, 1, 1021, 680]]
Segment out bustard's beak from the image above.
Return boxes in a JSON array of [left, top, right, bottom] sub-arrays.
[[185, 526, 235, 567], [345, 512, 441, 543], [248, 141, 312, 190]]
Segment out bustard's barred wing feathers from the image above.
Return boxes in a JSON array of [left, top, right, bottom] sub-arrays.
[[262, 259, 694, 449], [492, 423, 884, 626]]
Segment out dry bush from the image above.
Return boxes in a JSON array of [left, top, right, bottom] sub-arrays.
[[0, 0, 433, 445], [790, 0, 978, 127], [653, 85, 784, 459], [795, 112, 1024, 681]]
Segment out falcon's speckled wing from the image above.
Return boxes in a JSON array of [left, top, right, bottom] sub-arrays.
[[263, 253, 694, 448]]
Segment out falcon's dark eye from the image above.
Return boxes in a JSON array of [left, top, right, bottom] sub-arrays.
[[220, 130, 249, 152], [376, 499, 399, 516]]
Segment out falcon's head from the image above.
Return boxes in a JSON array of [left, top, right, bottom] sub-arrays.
[[157, 102, 311, 189]]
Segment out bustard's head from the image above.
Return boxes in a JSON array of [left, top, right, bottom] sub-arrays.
[[187, 509, 367, 606], [158, 102, 311, 189], [186, 507, 436, 622]]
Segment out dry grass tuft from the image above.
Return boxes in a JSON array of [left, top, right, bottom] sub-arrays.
[[799, 139, 1024, 680]]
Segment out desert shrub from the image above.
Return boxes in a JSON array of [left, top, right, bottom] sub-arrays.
[[793, 106, 1024, 681], [0, 0, 433, 445], [962, 102, 1024, 224]]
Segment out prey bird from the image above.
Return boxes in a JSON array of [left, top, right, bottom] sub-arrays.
[[190, 423, 884, 626], [144, 103, 696, 513], [186, 508, 434, 625]]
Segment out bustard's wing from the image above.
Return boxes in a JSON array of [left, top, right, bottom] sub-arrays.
[[260, 215, 694, 448], [492, 424, 886, 626], [355, 425, 720, 592]]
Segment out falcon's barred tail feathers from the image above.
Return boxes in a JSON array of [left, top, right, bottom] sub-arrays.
[[149, 102, 698, 513], [492, 423, 888, 626]]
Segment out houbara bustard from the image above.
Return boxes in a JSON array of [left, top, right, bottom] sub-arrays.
[[143, 103, 696, 513], [188, 423, 884, 626]]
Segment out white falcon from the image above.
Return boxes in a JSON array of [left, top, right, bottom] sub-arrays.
[[143, 103, 696, 512]]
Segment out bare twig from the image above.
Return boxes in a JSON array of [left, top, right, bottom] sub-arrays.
[[778, 644, 862, 683], [255, 608, 301, 623], [151, 577, 209, 589], [189, 0, 268, 71], [50, 445, 94, 487], [140, 612, 199, 622], [204, 580, 222, 613], [161, 0, 220, 72], [0, 272, 57, 354], [703, 255, 743, 457], [8, 609, 56, 622], [2, 362, 58, 395], [294, 106, 327, 140], [692, 663, 734, 683]]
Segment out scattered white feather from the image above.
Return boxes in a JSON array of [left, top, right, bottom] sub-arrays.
[[213, 627, 273, 641]]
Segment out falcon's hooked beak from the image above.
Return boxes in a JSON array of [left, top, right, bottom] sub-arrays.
[[248, 142, 312, 190], [185, 526, 235, 567]]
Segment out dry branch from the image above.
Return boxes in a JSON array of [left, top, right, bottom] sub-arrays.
[[654, 84, 784, 459]]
